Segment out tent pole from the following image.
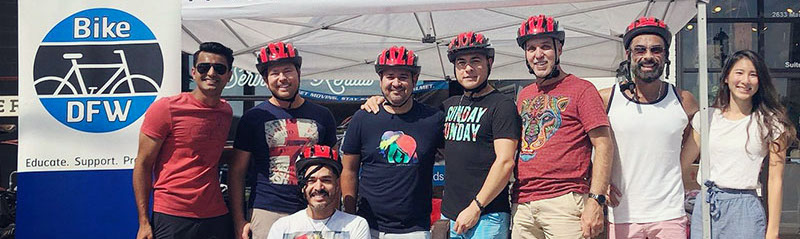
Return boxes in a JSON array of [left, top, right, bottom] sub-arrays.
[[484, 8, 622, 42], [427, 12, 448, 80], [233, 15, 362, 55], [696, 1, 711, 239], [562, 26, 622, 42], [661, 0, 674, 20], [300, 49, 363, 63], [413, 13, 428, 37], [221, 19, 249, 47], [449, 0, 643, 39], [233, 27, 320, 56], [428, 12, 438, 36], [182, 25, 203, 45], [254, 18, 420, 41]]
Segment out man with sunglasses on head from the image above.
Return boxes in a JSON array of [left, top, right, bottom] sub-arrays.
[[228, 41, 337, 239], [512, 15, 614, 239], [598, 17, 698, 239], [133, 42, 234, 239]]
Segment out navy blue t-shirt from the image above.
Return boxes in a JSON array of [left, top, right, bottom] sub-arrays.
[[341, 102, 444, 233], [233, 100, 337, 213]]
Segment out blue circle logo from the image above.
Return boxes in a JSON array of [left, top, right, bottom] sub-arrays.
[[33, 8, 163, 133]]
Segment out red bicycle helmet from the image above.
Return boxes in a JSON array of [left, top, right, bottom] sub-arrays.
[[256, 41, 302, 75], [623, 16, 671, 50], [447, 32, 494, 63], [375, 46, 421, 75], [295, 145, 342, 181], [516, 15, 565, 49]]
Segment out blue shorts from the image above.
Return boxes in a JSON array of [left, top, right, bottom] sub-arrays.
[[690, 181, 766, 239], [449, 212, 510, 239]]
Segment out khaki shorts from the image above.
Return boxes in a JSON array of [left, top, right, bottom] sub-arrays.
[[511, 192, 586, 239], [250, 208, 289, 239]]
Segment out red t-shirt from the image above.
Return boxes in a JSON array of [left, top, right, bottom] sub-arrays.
[[140, 92, 232, 218], [513, 74, 609, 203]]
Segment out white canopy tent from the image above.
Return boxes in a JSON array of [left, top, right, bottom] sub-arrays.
[[181, 0, 715, 238], [181, 0, 698, 81]]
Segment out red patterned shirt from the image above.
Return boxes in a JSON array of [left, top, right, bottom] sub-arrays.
[[513, 74, 609, 203]]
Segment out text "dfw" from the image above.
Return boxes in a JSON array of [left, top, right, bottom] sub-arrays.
[[67, 100, 131, 122]]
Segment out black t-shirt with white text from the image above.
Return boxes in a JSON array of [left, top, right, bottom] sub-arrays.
[[441, 91, 521, 220]]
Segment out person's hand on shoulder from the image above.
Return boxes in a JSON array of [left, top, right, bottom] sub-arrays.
[[359, 96, 384, 114]]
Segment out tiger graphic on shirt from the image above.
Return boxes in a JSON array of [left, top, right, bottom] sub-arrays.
[[518, 94, 569, 161]]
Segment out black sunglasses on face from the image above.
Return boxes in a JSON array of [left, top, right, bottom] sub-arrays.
[[196, 63, 229, 74]]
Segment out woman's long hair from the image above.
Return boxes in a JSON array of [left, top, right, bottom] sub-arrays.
[[713, 50, 797, 152]]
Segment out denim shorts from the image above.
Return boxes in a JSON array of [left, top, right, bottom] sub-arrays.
[[690, 181, 766, 239], [449, 212, 510, 239]]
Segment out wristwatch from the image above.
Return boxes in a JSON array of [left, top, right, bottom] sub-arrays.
[[588, 193, 607, 206]]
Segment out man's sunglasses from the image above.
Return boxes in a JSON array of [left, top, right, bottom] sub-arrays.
[[195, 63, 229, 74]]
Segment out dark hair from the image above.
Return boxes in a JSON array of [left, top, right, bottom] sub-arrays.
[[193, 42, 234, 68], [714, 50, 798, 152]]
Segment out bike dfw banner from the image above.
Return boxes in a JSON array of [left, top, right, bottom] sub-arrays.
[[18, 0, 179, 237]]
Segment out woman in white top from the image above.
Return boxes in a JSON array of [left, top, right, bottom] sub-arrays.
[[682, 50, 797, 239]]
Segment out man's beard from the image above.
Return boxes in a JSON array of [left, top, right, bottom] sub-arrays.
[[307, 189, 331, 210], [383, 87, 411, 106], [632, 60, 664, 83], [270, 87, 297, 100]]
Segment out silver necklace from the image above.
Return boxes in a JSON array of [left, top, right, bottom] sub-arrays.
[[631, 81, 664, 103], [308, 212, 334, 232]]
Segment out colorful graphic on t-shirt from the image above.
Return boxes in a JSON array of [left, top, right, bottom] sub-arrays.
[[265, 118, 320, 184], [444, 105, 487, 142], [285, 231, 350, 239], [378, 131, 418, 164], [519, 94, 569, 161]]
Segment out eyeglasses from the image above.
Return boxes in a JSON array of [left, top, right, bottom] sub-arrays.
[[455, 60, 485, 69], [632, 46, 665, 55], [195, 63, 229, 74]]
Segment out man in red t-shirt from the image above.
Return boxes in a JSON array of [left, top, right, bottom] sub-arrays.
[[511, 15, 614, 239], [133, 42, 234, 239]]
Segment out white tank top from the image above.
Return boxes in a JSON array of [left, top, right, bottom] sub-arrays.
[[607, 83, 688, 223]]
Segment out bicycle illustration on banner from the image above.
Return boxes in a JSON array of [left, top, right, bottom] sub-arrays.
[[34, 49, 159, 96]]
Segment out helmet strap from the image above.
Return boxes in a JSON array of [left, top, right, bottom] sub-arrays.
[[623, 52, 639, 101], [272, 89, 299, 109], [381, 93, 412, 108], [546, 38, 562, 79], [464, 78, 489, 98], [268, 67, 301, 109], [460, 61, 493, 100], [379, 79, 413, 109], [529, 38, 561, 81], [621, 60, 636, 95]]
